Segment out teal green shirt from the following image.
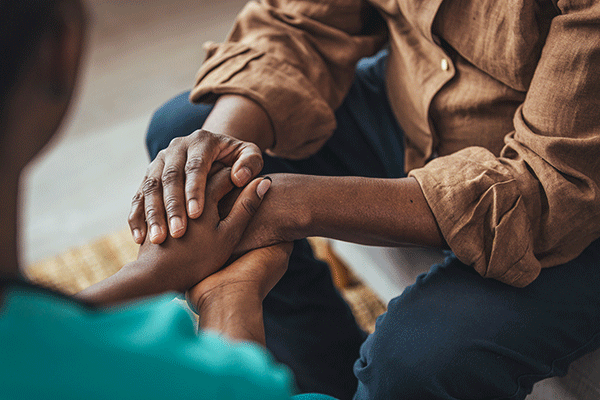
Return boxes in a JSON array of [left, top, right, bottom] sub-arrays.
[[0, 284, 295, 400]]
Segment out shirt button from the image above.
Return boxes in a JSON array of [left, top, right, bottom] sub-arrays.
[[441, 58, 449, 71]]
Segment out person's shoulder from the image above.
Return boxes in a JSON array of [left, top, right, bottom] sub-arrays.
[[0, 285, 294, 400]]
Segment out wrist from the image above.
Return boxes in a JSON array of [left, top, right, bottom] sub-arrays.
[[266, 174, 314, 243], [75, 260, 167, 306], [202, 94, 274, 151], [192, 281, 262, 315], [200, 298, 265, 344], [196, 285, 265, 344]]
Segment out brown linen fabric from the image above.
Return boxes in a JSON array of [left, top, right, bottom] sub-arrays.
[[190, 0, 600, 287]]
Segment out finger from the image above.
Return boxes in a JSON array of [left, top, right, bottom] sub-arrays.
[[219, 177, 271, 243], [161, 139, 188, 238], [223, 141, 263, 187], [218, 186, 242, 220], [128, 182, 147, 244], [208, 161, 227, 179], [143, 156, 168, 244], [204, 167, 235, 215], [184, 132, 222, 219]]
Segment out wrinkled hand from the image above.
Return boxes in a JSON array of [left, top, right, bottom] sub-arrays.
[[129, 129, 263, 245], [135, 167, 272, 293]]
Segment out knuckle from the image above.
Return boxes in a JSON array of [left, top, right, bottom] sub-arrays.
[[164, 196, 181, 216], [127, 213, 138, 225], [246, 142, 261, 154], [144, 206, 161, 222], [206, 132, 222, 146], [189, 129, 213, 145], [168, 137, 183, 148], [142, 177, 161, 195], [189, 129, 204, 141], [162, 166, 182, 185], [223, 135, 238, 147], [131, 191, 143, 204], [156, 149, 167, 160], [185, 156, 206, 174]]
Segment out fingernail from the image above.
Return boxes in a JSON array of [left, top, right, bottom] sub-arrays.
[[188, 199, 200, 217], [170, 217, 184, 235], [132, 229, 142, 243], [234, 167, 252, 185], [150, 224, 162, 242], [256, 177, 272, 199]]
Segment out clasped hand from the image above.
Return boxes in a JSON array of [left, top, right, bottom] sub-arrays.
[[135, 166, 274, 294], [129, 129, 302, 320], [129, 129, 264, 245]]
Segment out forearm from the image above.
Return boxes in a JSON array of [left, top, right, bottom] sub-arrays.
[[202, 94, 274, 151], [74, 260, 168, 307], [277, 174, 447, 248]]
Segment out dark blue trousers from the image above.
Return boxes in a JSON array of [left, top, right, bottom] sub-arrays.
[[146, 51, 600, 400]]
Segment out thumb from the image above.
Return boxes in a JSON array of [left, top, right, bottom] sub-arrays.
[[219, 176, 271, 237], [229, 142, 264, 187]]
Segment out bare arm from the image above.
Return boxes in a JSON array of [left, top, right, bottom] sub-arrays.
[[203, 94, 274, 150], [235, 173, 447, 255]]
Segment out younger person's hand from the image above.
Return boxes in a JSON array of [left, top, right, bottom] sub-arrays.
[[135, 167, 272, 293], [187, 242, 293, 345], [76, 167, 271, 306]]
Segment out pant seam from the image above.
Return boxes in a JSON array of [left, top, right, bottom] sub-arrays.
[[496, 329, 600, 400]]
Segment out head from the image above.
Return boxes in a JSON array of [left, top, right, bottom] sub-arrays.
[[0, 0, 86, 278], [0, 0, 86, 177]]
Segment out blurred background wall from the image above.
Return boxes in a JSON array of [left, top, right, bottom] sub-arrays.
[[20, 0, 248, 264]]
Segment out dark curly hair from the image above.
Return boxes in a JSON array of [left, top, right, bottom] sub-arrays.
[[0, 0, 59, 116]]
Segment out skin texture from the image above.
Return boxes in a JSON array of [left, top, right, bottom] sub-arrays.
[[75, 170, 272, 305], [188, 242, 293, 345], [232, 174, 447, 257], [0, 0, 283, 345], [128, 95, 447, 272], [128, 95, 274, 244]]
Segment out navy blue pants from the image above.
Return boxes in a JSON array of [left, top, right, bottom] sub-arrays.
[[146, 51, 600, 400]]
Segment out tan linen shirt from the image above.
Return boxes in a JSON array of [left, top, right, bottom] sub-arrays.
[[191, 0, 600, 287]]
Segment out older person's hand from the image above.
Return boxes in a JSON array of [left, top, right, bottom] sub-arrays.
[[128, 94, 276, 246], [135, 167, 271, 293], [129, 129, 264, 245]]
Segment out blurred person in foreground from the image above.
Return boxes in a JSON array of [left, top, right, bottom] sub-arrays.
[[0, 1, 336, 399], [134, 0, 600, 398]]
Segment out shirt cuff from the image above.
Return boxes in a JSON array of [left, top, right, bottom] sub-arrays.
[[409, 147, 541, 287], [190, 42, 336, 159]]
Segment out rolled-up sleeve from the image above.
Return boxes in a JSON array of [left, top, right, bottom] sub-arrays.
[[190, 0, 387, 159], [410, 0, 600, 287]]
